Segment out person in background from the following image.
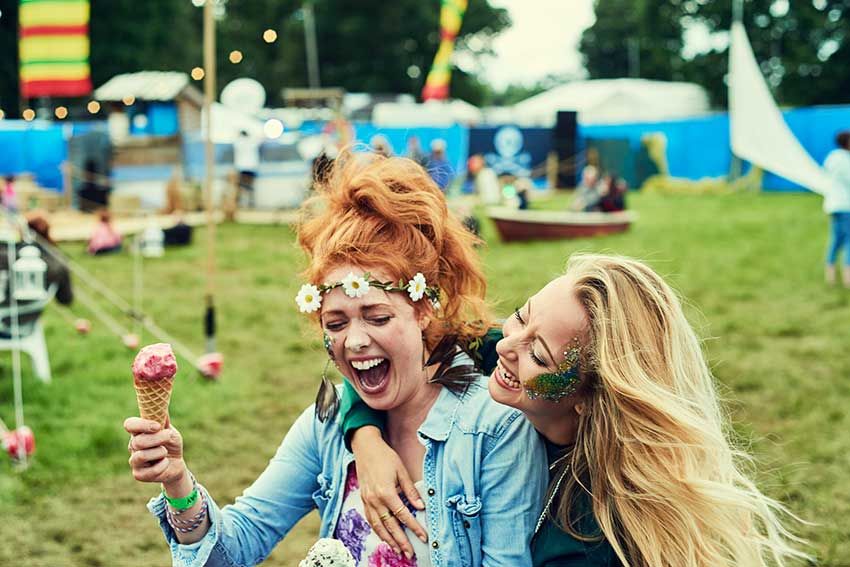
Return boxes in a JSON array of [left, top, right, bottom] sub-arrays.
[[570, 165, 602, 212], [369, 135, 393, 158], [468, 154, 501, 206], [405, 135, 428, 167], [427, 139, 453, 192], [598, 173, 627, 213], [78, 159, 111, 212], [87, 208, 122, 255], [515, 177, 532, 210], [233, 129, 261, 208], [823, 130, 850, 286], [2, 175, 17, 212]]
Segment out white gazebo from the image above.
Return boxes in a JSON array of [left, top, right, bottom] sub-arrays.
[[507, 79, 711, 126]]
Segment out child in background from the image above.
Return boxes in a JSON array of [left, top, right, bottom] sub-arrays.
[[87, 209, 122, 255]]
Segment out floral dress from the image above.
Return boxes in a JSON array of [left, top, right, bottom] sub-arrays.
[[334, 463, 432, 567]]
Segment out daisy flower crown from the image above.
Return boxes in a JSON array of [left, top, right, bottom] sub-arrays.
[[295, 271, 440, 314]]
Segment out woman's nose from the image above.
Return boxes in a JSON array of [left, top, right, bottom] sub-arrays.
[[345, 322, 370, 352], [496, 323, 518, 361]]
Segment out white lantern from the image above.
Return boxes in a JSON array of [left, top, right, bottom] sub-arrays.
[[141, 224, 165, 258], [13, 245, 47, 301]]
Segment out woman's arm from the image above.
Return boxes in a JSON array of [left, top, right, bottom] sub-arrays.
[[339, 378, 386, 448], [479, 412, 548, 566], [128, 405, 324, 567]]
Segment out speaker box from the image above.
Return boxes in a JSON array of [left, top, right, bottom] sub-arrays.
[[553, 111, 577, 188]]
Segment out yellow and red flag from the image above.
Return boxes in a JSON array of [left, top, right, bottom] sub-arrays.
[[19, 0, 92, 98], [421, 0, 467, 101]]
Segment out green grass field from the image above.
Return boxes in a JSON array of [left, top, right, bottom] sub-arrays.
[[1, 191, 848, 566]]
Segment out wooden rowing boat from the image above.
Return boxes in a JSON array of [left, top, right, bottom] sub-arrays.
[[487, 207, 636, 242]]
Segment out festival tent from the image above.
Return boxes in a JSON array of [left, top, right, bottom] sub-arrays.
[[509, 79, 711, 126], [372, 99, 483, 126], [728, 21, 832, 194]]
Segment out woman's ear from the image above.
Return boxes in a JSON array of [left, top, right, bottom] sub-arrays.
[[418, 315, 431, 331], [574, 402, 586, 416]]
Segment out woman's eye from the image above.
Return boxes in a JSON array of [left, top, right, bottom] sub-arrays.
[[324, 322, 345, 332], [529, 348, 547, 367], [514, 308, 526, 325], [370, 316, 391, 325]]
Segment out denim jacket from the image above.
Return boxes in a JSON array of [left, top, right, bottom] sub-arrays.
[[148, 359, 548, 567]]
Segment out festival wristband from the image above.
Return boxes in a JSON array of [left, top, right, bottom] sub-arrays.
[[162, 474, 199, 511], [162, 486, 199, 511]]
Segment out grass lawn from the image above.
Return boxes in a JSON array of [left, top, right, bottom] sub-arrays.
[[1, 190, 847, 566]]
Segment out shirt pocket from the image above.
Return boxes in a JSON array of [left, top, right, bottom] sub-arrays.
[[446, 493, 482, 566], [311, 473, 334, 515]]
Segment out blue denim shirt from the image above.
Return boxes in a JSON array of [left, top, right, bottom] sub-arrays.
[[148, 362, 548, 567]]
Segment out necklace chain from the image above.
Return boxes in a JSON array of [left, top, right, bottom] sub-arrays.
[[534, 460, 571, 535]]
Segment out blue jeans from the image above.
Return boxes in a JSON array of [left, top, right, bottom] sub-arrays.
[[827, 212, 850, 266]]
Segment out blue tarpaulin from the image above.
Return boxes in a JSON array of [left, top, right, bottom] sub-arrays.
[[0, 121, 69, 190], [579, 104, 850, 191]]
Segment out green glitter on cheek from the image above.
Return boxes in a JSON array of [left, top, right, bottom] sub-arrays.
[[524, 367, 580, 402], [523, 340, 583, 403]]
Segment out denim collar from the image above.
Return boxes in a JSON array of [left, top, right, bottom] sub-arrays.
[[418, 350, 475, 442]]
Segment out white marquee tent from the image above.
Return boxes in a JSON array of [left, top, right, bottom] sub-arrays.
[[506, 79, 711, 126]]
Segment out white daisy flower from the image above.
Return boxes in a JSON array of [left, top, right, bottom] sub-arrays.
[[295, 284, 322, 313], [341, 272, 370, 298], [407, 272, 427, 302]]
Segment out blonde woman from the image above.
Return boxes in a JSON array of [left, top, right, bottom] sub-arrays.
[[343, 254, 808, 566]]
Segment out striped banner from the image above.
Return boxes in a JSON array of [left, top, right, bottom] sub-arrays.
[[421, 0, 467, 101], [19, 0, 92, 98]]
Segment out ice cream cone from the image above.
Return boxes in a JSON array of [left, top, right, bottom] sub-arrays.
[[132, 343, 178, 427], [133, 375, 174, 427]]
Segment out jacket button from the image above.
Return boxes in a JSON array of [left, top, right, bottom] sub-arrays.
[[431, 541, 439, 549], [463, 520, 470, 529], [427, 488, 435, 496]]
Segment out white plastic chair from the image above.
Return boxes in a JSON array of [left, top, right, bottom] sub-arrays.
[[0, 283, 57, 384]]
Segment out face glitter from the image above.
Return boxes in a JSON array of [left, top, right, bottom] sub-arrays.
[[523, 339, 582, 403], [323, 332, 335, 360]]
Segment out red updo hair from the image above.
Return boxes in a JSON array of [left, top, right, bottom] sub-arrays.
[[297, 151, 492, 349]]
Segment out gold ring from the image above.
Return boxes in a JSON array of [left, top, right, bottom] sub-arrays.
[[379, 512, 392, 522], [393, 505, 406, 516]]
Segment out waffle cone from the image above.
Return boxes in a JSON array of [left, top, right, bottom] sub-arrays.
[[134, 376, 174, 427]]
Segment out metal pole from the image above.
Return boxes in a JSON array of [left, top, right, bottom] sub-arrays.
[[203, 0, 217, 353], [733, 0, 744, 24], [628, 38, 640, 78], [303, 3, 321, 89]]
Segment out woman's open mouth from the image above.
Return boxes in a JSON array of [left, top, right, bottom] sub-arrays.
[[493, 360, 522, 392], [351, 357, 391, 394]]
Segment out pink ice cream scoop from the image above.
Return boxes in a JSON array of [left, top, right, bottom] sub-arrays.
[[132, 343, 178, 382]]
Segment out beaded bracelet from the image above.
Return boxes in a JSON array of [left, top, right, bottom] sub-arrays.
[[170, 490, 207, 525], [166, 491, 209, 534]]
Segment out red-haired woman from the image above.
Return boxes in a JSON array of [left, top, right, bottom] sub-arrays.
[[124, 153, 547, 566]]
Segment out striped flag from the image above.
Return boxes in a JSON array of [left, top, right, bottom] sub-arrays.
[[421, 0, 467, 101], [19, 0, 92, 98]]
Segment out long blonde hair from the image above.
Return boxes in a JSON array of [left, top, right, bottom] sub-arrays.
[[557, 253, 807, 567]]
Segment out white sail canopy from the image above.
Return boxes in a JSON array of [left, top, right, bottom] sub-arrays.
[[729, 22, 831, 194]]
